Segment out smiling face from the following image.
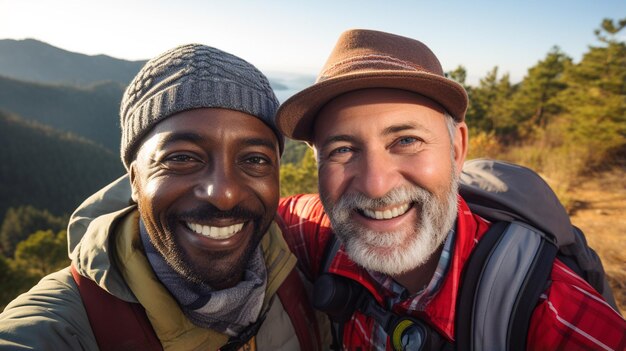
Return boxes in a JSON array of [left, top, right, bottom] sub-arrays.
[[130, 108, 280, 289], [313, 89, 468, 278]]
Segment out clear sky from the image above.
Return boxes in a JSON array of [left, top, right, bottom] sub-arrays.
[[1, 0, 625, 85]]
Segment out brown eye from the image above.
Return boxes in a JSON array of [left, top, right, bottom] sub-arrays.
[[246, 156, 270, 165], [159, 153, 203, 173], [166, 154, 195, 162]]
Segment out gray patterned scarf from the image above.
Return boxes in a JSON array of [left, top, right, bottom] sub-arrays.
[[139, 221, 267, 336]]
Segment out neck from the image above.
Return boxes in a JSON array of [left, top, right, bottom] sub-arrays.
[[393, 244, 444, 295], [214, 272, 244, 290]]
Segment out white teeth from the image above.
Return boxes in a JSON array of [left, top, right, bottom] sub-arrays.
[[391, 207, 399, 217], [362, 203, 411, 220], [186, 222, 244, 240]]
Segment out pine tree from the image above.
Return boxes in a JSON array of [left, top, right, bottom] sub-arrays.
[[0, 205, 67, 257], [466, 67, 516, 136], [280, 147, 318, 197], [13, 230, 69, 277], [507, 47, 571, 137], [555, 18, 626, 166]]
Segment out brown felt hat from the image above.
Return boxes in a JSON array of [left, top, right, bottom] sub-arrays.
[[276, 29, 468, 142]]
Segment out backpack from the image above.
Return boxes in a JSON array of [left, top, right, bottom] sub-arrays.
[[314, 158, 618, 351]]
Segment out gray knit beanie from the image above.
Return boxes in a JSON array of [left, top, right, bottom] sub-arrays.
[[120, 44, 283, 170]]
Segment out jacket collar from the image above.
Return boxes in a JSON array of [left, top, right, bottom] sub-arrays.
[[114, 211, 296, 349], [326, 197, 491, 340]]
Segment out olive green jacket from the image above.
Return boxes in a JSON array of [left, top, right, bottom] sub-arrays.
[[0, 176, 316, 350]]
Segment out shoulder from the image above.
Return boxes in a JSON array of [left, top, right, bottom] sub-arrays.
[[278, 194, 331, 239], [0, 267, 98, 350], [278, 194, 334, 278], [527, 259, 626, 350], [279, 194, 326, 219]]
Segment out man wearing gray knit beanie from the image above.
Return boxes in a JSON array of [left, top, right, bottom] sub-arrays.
[[0, 44, 328, 351]]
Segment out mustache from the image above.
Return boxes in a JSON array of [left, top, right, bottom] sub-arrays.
[[175, 204, 260, 223], [333, 186, 432, 210]]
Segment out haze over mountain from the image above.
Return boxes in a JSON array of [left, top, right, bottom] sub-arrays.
[[0, 39, 146, 86], [0, 39, 314, 153], [0, 38, 313, 95]]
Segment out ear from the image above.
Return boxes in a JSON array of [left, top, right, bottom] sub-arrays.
[[452, 121, 469, 177], [129, 161, 139, 203]]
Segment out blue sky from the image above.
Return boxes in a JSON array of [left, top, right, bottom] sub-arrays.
[[1, 0, 625, 85]]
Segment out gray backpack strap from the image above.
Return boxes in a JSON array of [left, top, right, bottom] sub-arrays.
[[456, 221, 557, 351]]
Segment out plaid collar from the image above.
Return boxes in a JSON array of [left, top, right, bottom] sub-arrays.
[[369, 227, 456, 311], [326, 197, 491, 340], [326, 221, 457, 309]]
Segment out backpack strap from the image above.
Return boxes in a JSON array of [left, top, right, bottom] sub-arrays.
[[70, 264, 163, 351], [316, 234, 344, 351], [315, 235, 453, 351], [276, 267, 323, 351], [274, 216, 323, 351], [456, 221, 557, 351]]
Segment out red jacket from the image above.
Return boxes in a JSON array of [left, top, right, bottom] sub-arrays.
[[279, 194, 626, 351]]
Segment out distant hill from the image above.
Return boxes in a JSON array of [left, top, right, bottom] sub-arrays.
[[0, 39, 316, 157], [0, 38, 313, 95], [0, 39, 145, 86], [0, 75, 123, 152], [0, 110, 124, 220]]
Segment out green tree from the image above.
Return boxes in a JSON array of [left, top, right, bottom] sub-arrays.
[[554, 17, 626, 166], [0, 205, 68, 257], [280, 147, 318, 196], [0, 254, 39, 310], [506, 47, 571, 136], [466, 67, 516, 136], [13, 230, 69, 277], [281, 139, 310, 164], [446, 65, 469, 89]]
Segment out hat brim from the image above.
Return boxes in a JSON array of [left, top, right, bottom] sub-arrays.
[[276, 70, 468, 142]]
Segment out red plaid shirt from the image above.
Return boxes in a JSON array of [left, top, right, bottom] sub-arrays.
[[278, 194, 626, 351]]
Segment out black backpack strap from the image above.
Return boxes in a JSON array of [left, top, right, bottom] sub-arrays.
[[316, 234, 344, 351], [321, 234, 342, 273], [456, 221, 557, 351]]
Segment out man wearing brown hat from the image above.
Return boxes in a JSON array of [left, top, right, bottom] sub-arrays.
[[0, 44, 327, 351], [277, 29, 626, 350]]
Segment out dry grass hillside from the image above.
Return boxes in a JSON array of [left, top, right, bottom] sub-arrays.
[[564, 166, 626, 316]]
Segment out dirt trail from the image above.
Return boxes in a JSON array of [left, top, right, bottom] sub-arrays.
[[567, 167, 626, 315]]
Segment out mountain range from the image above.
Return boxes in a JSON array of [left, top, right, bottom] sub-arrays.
[[0, 39, 145, 86], [0, 38, 313, 221]]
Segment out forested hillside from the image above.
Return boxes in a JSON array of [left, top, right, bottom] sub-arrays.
[[0, 110, 124, 220], [0, 76, 124, 151]]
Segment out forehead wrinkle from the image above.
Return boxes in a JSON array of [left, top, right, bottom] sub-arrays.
[[319, 134, 358, 151], [241, 137, 278, 152], [136, 131, 203, 161], [381, 122, 430, 137], [155, 131, 204, 150]]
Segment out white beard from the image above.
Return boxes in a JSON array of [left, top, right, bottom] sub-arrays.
[[322, 171, 459, 277]]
